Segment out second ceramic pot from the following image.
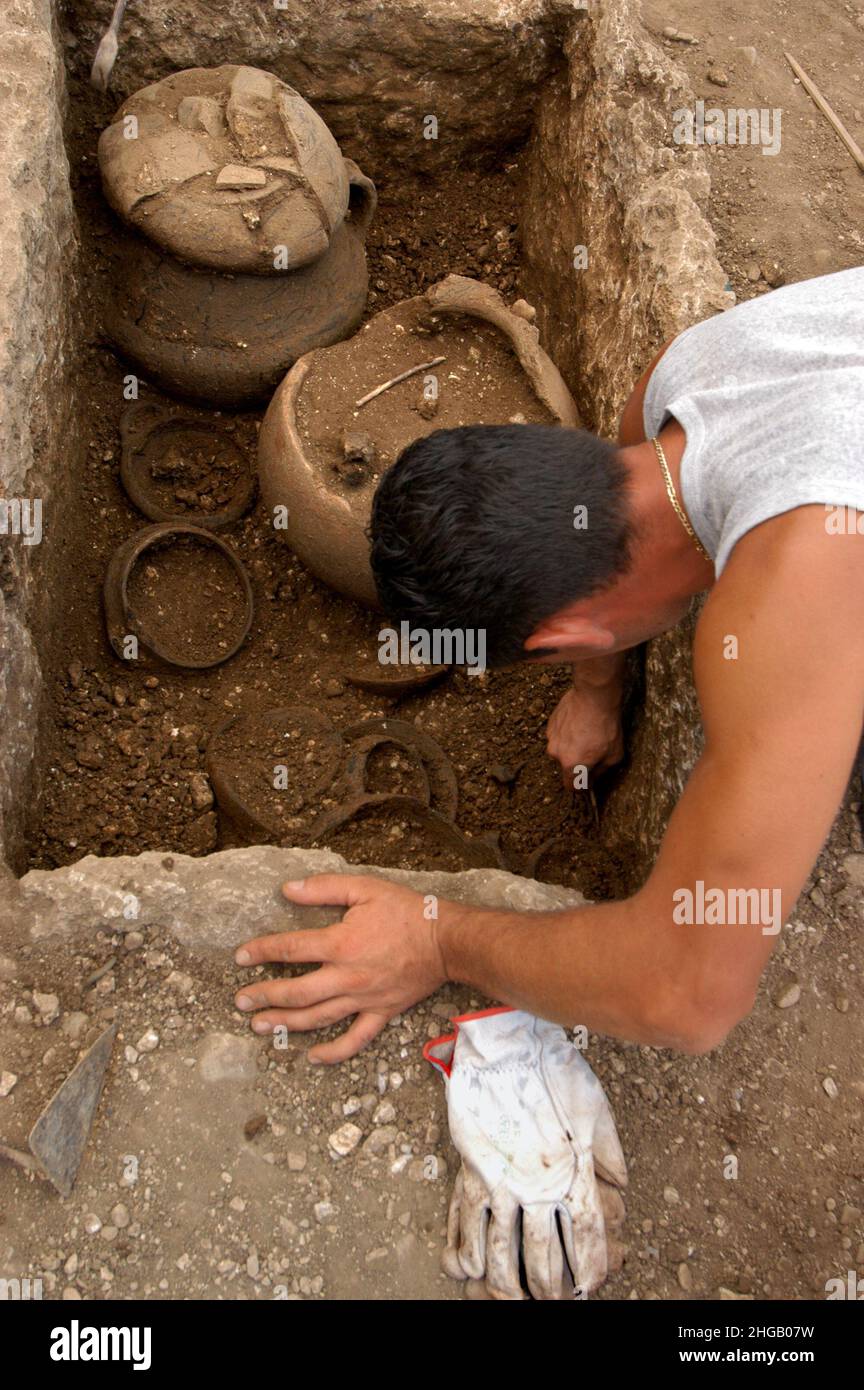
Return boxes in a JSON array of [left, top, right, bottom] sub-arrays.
[[102, 160, 376, 408]]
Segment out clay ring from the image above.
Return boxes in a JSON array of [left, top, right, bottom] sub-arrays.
[[119, 405, 256, 531], [206, 705, 344, 839], [103, 522, 254, 670], [342, 718, 459, 819], [302, 792, 505, 870]]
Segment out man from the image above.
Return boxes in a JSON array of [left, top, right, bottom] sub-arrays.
[[235, 266, 864, 1066]]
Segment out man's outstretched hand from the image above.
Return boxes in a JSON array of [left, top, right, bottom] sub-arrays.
[[546, 683, 624, 787], [234, 876, 454, 1064]]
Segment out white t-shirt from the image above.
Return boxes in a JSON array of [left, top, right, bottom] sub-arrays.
[[643, 266, 864, 575]]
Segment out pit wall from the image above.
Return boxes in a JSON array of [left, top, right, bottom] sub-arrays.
[[0, 0, 80, 871], [521, 1, 732, 885], [62, 0, 572, 178], [2, 0, 729, 921]]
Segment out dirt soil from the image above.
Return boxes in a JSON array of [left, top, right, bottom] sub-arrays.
[[125, 533, 252, 667], [124, 416, 251, 523], [1, 3, 862, 1303], [297, 304, 555, 497]]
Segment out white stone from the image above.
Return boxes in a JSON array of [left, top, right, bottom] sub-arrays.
[[774, 982, 801, 1009], [328, 1122, 362, 1156], [33, 991, 60, 1022], [62, 1011, 89, 1039]]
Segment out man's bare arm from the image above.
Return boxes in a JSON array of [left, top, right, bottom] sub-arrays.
[[440, 507, 864, 1051]]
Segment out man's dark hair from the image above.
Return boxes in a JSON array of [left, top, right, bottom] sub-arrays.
[[369, 424, 633, 667]]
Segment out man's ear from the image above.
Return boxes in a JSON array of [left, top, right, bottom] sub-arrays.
[[523, 614, 616, 655]]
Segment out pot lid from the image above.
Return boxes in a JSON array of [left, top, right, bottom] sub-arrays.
[[98, 65, 350, 275]]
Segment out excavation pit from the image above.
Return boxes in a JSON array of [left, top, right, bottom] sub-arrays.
[[0, 0, 737, 1302], [3, 0, 730, 892]]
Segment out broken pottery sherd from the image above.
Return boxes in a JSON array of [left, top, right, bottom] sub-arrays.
[[342, 660, 449, 697], [303, 793, 505, 871], [257, 275, 580, 604], [28, 1024, 117, 1198], [341, 718, 459, 820]]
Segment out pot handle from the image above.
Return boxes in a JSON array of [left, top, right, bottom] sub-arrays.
[[343, 157, 378, 237]]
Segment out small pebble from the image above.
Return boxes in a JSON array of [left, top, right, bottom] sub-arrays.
[[762, 260, 786, 288], [329, 1123, 362, 1156], [509, 298, 536, 322], [189, 773, 214, 812], [774, 981, 801, 1009], [244, 1113, 268, 1140], [33, 992, 60, 1023]]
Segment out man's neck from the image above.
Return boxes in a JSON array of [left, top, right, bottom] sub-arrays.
[[618, 422, 714, 602]]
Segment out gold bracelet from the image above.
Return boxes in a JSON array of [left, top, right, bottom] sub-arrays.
[[651, 437, 710, 563]]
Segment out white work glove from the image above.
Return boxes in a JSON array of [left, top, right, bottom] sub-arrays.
[[425, 1008, 627, 1300]]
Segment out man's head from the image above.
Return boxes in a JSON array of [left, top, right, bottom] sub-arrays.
[[369, 424, 641, 667]]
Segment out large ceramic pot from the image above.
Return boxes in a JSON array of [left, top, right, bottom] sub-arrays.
[[257, 275, 581, 605], [101, 172, 374, 408], [98, 65, 376, 406]]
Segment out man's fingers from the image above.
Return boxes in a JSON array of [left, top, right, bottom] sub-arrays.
[[307, 1010, 388, 1065], [234, 927, 337, 968], [245, 998, 356, 1036], [236, 965, 343, 1014], [281, 874, 376, 910]]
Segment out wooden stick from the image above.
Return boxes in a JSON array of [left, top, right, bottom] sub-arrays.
[[785, 51, 864, 173], [355, 356, 446, 409]]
